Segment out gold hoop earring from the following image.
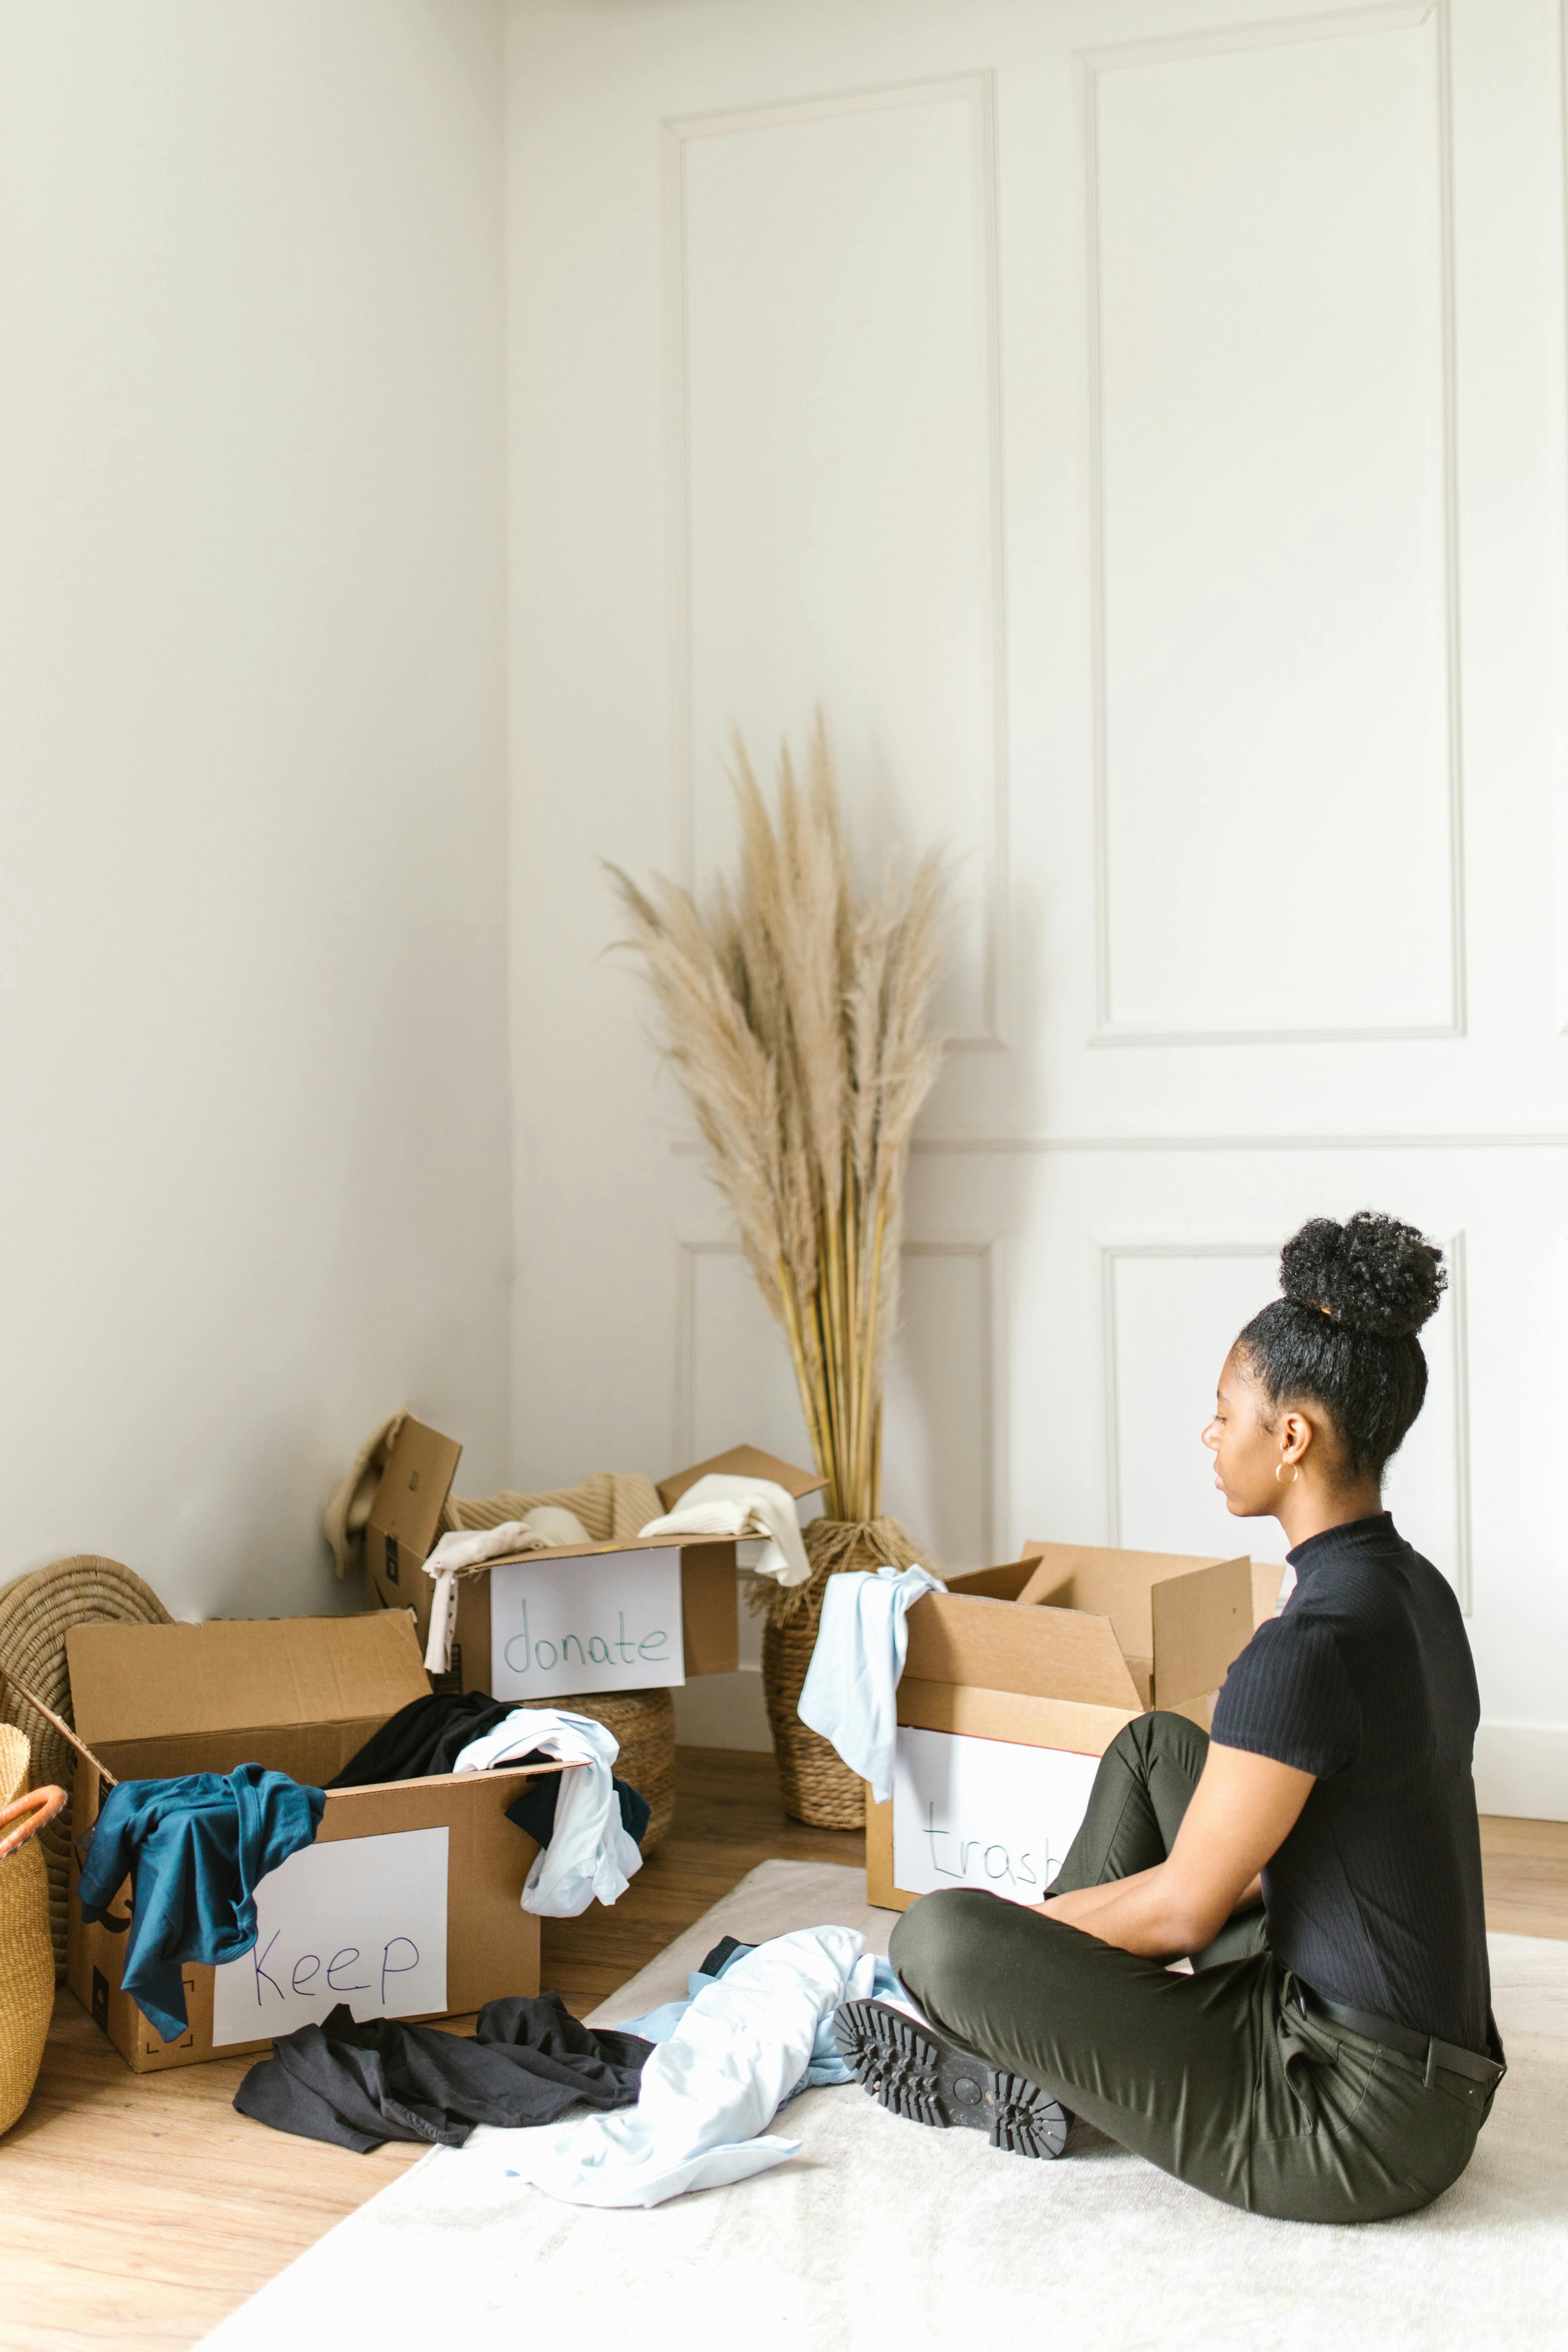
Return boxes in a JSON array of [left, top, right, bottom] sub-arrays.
[[1275, 1459, 1299, 1485]]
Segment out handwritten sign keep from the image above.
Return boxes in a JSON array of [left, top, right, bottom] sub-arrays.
[[891, 1727, 1100, 1905], [212, 1826, 448, 2047], [488, 1546, 685, 1701]]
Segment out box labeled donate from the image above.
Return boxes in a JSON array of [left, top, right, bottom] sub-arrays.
[[488, 1546, 685, 1700], [866, 1541, 1260, 1912], [364, 1423, 821, 1696], [65, 1610, 562, 2073]]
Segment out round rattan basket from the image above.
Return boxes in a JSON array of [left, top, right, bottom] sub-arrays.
[[554, 1686, 676, 1853], [760, 1517, 928, 1829], [0, 1557, 173, 1979], [0, 1724, 55, 2134]]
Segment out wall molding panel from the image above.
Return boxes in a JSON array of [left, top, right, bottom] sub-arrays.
[[508, 0, 1568, 1787], [662, 71, 1010, 1048], [1082, 1, 1465, 1045], [906, 1131, 1568, 1154], [674, 1129, 1568, 1155]]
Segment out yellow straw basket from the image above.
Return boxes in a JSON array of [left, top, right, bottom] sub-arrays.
[[0, 1723, 54, 2136]]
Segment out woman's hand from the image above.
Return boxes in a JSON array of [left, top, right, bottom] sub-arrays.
[[0, 1784, 67, 1861], [1039, 1742, 1314, 1960]]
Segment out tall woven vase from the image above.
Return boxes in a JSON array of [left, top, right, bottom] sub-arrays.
[[761, 1516, 928, 1828], [0, 1725, 54, 2135]]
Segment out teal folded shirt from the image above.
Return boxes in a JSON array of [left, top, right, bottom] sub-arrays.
[[78, 1764, 325, 2043]]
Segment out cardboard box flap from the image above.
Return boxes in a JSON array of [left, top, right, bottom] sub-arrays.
[[368, 1417, 463, 1559], [68, 1611, 430, 1749], [902, 1591, 1143, 1711], [944, 1560, 1037, 1604], [1015, 1542, 1236, 1665], [1150, 1554, 1254, 1706], [655, 1444, 824, 1512]]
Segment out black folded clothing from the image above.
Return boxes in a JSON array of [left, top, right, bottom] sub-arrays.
[[233, 1994, 653, 2152], [328, 1690, 652, 1848], [328, 1692, 521, 1786]]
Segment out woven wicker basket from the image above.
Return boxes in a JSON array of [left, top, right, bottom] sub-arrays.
[[0, 1557, 173, 1980], [760, 1518, 928, 1830], [554, 1686, 676, 1854], [0, 1724, 54, 2135]]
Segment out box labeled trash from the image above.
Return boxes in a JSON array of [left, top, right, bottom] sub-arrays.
[[866, 1542, 1260, 1913], [65, 1609, 561, 2074], [365, 1423, 822, 1698]]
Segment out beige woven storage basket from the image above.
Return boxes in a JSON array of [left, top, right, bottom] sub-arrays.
[[0, 1724, 55, 2135], [760, 1518, 928, 1830], [0, 1557, 173, 1980]]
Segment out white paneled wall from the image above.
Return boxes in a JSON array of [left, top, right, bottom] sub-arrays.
[[1089, 11, 1459, 1041], [506, 0, 1568, 1807], [674, 77, 1005, 1039]]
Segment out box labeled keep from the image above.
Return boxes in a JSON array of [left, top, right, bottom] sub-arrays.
[[364, 1425, 822, 1694], [866, 1541, 1265, 1912], [66, 1609, 562, 2073]]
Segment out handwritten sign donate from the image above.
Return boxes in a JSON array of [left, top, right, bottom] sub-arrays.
[[488, 1547, 685, 1701], [212, 1826, 448, 2048], [891, 1727, 1100, 1905]]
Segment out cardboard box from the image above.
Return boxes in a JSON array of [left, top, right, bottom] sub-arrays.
[[866, 1541, 1260, 1912], [66, 1609, 560, 2073], [365, 1423, 822, 1698]]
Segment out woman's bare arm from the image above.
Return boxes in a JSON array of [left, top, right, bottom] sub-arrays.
[[1038, 1743, 1313, 1960]]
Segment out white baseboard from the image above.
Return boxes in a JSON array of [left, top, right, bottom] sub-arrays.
[[1474, 1723, 1568, 1822], [673, 1664, 772, 1753]]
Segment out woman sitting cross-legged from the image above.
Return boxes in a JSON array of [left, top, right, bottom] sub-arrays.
[[836, 1211, 1504, 2223]]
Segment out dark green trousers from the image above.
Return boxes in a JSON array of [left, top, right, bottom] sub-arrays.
[[888, 1711, 1493, 2222]]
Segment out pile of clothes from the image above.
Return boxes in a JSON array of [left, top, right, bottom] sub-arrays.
[[329, 1691, 648, 1917], [237, 1923, 916, 2194], [81, 1548, 938, 2212], [235, 1991, 653, 2151], [76, 1691, 652, 2044]]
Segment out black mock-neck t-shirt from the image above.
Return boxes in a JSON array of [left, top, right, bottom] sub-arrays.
[[1209, 1513, 1489, 2052]]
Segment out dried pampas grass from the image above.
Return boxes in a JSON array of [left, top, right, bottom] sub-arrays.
[[607, 718, 950, 1527]]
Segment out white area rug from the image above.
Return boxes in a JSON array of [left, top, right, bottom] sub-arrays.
[[199, 1861, 1568, 2352]]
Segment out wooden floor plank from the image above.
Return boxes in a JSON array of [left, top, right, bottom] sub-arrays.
[[1478, 1812, 1568, 1939], [0, 1754, 1559, 2352]]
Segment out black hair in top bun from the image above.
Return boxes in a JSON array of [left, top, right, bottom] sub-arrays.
[[1279, 1212, 1446, 1339], [1235, 1212, 1447, 1479]]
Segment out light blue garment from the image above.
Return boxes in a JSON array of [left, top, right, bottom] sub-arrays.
[[796, 1561, 946, 1804], [474, 1925, 876, 2207], [618, 1942, 908, 2096]]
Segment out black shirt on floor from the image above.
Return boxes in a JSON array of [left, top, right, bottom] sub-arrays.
[[1209, 1512, 1489, 2053], [233, 1993, 653, 2152]]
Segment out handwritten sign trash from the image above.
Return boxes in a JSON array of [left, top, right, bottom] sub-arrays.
[[212, 1826, 449, 2047], [891, 1727, 1100, 1905], [488, 1546, 686, 1700]]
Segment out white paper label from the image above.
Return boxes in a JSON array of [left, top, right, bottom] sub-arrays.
[[212, 1826, 449, 2047], [891, 1726, 1101, 1905], [488, 1546, 686, 1699]]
